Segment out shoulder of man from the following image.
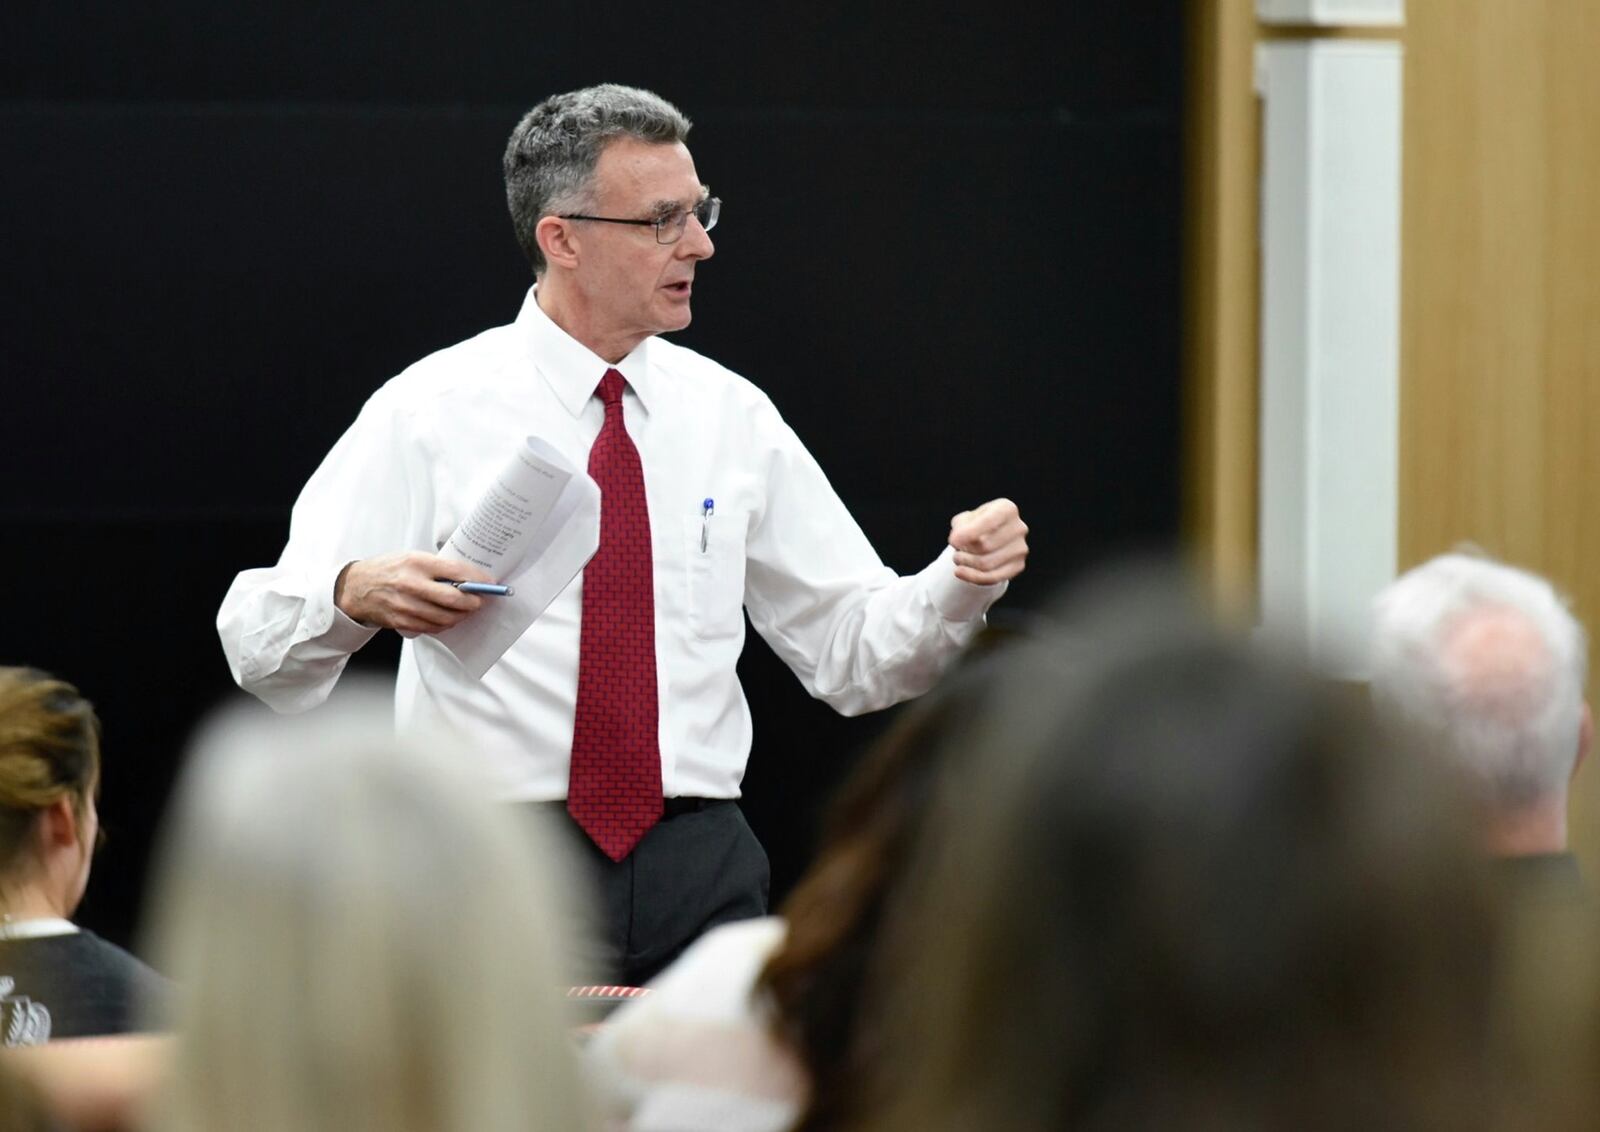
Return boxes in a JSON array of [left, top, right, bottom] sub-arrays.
[[648, 336, 787, 422], [361, 321, 524, 416]]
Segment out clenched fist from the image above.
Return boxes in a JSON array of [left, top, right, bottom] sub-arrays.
[[948, 499, 1029, 586]]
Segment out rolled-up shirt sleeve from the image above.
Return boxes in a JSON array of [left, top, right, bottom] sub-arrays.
[[741, 410, 1005, 718], [217, 388, 426, 713]]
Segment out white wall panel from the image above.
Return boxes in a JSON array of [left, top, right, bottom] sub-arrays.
[[1256, 41, 1403, 677], [1257, 0, 1404, 26]]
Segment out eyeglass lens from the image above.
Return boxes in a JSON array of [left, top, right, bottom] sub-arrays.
[[658, 197, 721, 244]]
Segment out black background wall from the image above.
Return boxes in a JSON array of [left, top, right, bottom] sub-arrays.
[[2, 3, 1185, 953]]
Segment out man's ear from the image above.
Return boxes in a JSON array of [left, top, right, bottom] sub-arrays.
[[536, 215, 581, 271], [38, 797, 81, 851], [1574, 702, 1593, 783]]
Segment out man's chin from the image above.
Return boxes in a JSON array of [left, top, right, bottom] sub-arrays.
[[654, 309, 693, 335]]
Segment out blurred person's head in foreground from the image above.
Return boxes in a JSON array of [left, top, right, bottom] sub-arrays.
[[861, 569, 1501, 1132], [146, 690, 593, 1132], [758, 624, 1028, 1131], [0, 667, 101, 925], [1371, 551, 1590, 858]]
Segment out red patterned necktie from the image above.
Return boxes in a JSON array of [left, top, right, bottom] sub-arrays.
[[568, 368, 662, 861]]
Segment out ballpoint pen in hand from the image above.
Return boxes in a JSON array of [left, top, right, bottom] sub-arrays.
[[435, 579, 515, 597]]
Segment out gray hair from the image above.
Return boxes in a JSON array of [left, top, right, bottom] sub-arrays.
[[503, 84, 693, 275], [146, 687, 593, 1132], [1370, 552, 1588, 808]]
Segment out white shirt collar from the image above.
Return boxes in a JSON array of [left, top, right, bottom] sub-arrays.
[[516, 287, 657, 419], [0, 917, 78, 941]]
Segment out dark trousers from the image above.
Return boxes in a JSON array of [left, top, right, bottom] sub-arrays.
[[532, 799, 770, 987]]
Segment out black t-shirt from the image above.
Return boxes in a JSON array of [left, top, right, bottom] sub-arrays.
[[1495, 852, 1586, 905], [0, 931, 168, 1044]]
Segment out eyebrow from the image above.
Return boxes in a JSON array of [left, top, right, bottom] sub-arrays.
[[646, 186, 712, 217]]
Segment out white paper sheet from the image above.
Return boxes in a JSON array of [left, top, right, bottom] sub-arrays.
[[434, 437, 600, 678]]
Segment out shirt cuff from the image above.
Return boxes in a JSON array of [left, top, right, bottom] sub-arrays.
[[304, 566, 382, 651], [921, 545, 1009, 623]]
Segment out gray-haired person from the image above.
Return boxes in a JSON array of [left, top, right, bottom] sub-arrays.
[[1371, 552, 1591, 896], [217, 84, 1029, 985]]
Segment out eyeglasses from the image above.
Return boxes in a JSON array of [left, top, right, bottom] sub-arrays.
[[559, 196, 721, 245]]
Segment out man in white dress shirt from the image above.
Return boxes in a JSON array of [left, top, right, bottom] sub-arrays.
[[217, 84, 1029, 984]]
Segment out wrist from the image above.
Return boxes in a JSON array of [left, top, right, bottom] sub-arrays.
[[334, 561, 363, 623]]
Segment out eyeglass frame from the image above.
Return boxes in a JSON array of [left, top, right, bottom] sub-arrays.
[[558, 195, 721, 245]]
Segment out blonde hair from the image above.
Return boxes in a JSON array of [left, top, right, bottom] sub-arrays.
[[0, 667, 99, 879], [146, 690, 592, 1132]]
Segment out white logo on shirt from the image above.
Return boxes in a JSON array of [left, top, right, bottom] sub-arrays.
[[0, 976, 52, 1047]]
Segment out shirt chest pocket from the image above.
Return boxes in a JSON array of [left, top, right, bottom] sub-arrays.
[[681, 509, 748, 639]]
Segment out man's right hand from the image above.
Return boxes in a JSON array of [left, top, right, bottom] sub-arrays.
[[334, 552, 495, 636]]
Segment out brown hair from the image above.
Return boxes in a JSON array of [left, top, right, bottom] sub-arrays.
[[0, 667, 101, 876], [757, 637, 1015, 1132], [860, 593, 1500, 1132]]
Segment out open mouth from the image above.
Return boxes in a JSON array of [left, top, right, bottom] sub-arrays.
[[664, 281, 692, 296]]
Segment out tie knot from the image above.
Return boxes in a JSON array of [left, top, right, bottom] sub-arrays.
[[596, 369, 626, 407]]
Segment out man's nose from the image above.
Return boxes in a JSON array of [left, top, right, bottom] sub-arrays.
[[679, 215, 714, 261]]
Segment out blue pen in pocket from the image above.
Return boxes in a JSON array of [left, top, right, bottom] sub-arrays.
[[700, 497, 714, 553]]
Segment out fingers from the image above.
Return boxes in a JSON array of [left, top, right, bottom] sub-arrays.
[[377, 587, 483, 635], [401, 586, 482, 626], [414, 552, 495, 587], [952, 545, 1029, 585], [338, 551, 490, 634], [948, 498, 1029, 585], [948, 498, 1022, 549], [952, 543, 1026, 575], [421, 578, 487, 615], [388, 599, 476, 636]]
